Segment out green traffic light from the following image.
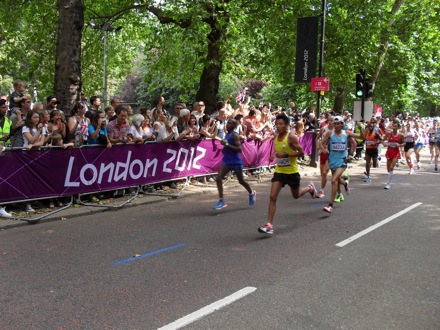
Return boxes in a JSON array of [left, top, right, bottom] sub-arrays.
[[356, 90, 363, 97]]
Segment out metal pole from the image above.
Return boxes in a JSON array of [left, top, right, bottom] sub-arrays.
[[102, 32, 108, 109], [311, 0, 327, 168], [316, 0, 327, 118]]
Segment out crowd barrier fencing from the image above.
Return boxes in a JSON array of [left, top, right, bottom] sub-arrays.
[[0, 132, 315, 206]]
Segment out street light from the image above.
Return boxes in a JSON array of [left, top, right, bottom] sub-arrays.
[[87, 21, 122, 109]]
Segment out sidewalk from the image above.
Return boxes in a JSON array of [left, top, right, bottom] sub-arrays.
[[0, 164, 320, 230]]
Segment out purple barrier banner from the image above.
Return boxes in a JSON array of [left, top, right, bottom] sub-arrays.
[[299, 132, 314, 155], [0, 139, 276, 203]]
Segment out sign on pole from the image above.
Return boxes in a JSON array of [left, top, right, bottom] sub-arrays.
[[311, 77, 330, 92], [353, 101, 374, 121], [294, 16, 319, 83]]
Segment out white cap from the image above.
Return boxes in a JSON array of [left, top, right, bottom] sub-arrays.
[[334, 116, 344, 123]]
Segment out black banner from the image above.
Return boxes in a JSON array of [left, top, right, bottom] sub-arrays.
[[294, 16, 319, 83]]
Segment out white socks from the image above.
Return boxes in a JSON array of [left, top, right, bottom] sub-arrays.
[[387, 171, 394, 184]]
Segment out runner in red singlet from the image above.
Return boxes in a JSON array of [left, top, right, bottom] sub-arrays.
[[383, 120, 405, 189]]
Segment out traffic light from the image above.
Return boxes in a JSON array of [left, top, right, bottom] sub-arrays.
[[355, 70, 365, 97], [365, 80, 373, 98]]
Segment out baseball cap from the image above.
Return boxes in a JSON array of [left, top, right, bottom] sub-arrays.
[[334, 116, 343, 123]]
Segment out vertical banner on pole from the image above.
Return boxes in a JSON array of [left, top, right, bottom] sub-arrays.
[[294, 16, 319, 83]]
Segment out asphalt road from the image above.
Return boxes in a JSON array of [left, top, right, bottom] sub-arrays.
[[1, 159, 439, 329]]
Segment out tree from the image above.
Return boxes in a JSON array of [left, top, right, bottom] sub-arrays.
[[1, 0, 439, 117], [54, 0, 84, 112]]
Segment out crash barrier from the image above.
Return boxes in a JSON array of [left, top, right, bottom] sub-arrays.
[[0, 132, 314, 204]]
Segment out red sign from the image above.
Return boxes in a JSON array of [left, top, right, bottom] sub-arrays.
[[311, 77, 330, 92], [374, 104, 383, 118]]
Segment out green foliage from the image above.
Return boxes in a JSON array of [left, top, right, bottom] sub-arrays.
[[0, 0, 438, 116]]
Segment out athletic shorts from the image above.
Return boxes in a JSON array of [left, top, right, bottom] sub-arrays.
[[436, 141, 440, 149], [271, 172, 301, 189], [365, 148, 378, 158], [320, 152, 329, 166], [223, 162, 243, 173], [414, 142, 423, 150], [404, 142, 415, 152], [386, 147, 401, 160], [329, 158, 348, 172], [429, 141, 435, 146]]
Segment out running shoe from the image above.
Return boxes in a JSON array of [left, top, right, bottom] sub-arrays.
[[258, 223, 273, 235], [0, 207, 12, 218], [400, 160, 406, 165], [334, 194, 344, 202], [435, 165, 438, 172], [317, 190, 325, 198], [364, 176, 371, 183], [344, 180, 350, 194], [395, 162, 399, 167], [25, 203, 35, 212], [384, 184, 391, 190], [417, 162, 421, 170], [409, 168, 414, 175], [343, 170, 350, 181], [214, 199, 228, 210], [249, 190, 256, 206], [308, 182, 317, 199], [323, 205, 333, 213]]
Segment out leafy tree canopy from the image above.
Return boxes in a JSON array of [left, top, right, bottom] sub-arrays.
[[0, 0, 438, 116]]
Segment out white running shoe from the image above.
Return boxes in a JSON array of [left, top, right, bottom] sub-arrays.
[[323, 205, 333, 213], [384, 184, 391, 190], [0, 207, 12, 218], [308, 182, 317, 199]]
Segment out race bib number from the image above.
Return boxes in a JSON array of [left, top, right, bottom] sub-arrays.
[[366, 140, 376, 146], [388, 142, 397, 148], [277, 157, 291, 167], [405, 137, 414, 142], [331, 141, 346, 152]]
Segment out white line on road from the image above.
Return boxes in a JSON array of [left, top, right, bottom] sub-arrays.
[[158, 286, 257, 330], [336, 202, 423, 248]]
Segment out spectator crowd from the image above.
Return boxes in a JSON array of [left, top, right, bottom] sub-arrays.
[[1, 79, 438, 218]]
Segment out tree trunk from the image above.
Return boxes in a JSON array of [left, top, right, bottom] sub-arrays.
[[54, 0, 84, 116], [195, 15, 228, 114], [333, 87, 345, 114]]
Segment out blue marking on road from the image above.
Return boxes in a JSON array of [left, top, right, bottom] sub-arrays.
[[114, 243, 185, 265], [312, 200, 329, 206]]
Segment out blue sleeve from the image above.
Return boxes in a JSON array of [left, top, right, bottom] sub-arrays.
[[88, 124, 96, 134]]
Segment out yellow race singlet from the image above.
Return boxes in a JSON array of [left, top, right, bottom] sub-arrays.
[[274, 132, 299, 174]]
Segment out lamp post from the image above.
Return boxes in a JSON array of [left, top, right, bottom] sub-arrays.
[[87, 21, 122, 109]]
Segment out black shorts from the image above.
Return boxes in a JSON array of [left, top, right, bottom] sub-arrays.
[[404, 142, 415, 152], [365, 148, 378, 158], [271, 172, 301, 189]]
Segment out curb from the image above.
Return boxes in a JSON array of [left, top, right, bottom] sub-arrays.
[[0, 163, 347, 230]]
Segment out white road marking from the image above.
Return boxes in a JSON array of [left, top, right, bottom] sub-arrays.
[[158, 286, 257, 330], [336, 202, 423, 247]]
